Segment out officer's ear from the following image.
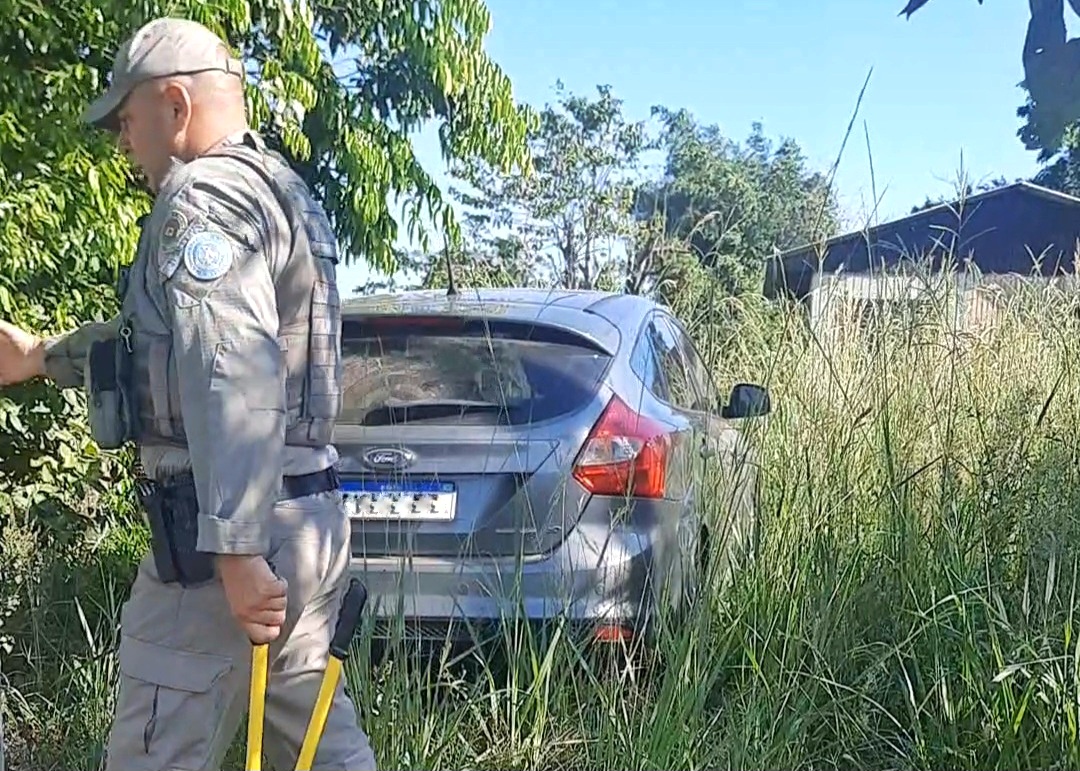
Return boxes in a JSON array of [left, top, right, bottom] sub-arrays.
[[160, 80, 193, 131]]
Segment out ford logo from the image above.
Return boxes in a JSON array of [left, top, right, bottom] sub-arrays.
[[361, 447, 416, 470]]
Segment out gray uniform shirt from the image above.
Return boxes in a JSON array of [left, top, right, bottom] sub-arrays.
[[44, 134, 338, 556]]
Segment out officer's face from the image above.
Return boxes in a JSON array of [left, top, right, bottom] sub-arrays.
[[115, 80, 190, 193]]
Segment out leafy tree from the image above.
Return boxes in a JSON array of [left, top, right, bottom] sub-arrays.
[[1030, 125, 1080, 195], [398, 81, 653, 294], [635, 108, 840, 300], [0, 0, 532, 752], [0, 0, 531, 508], [901, 0, 1080, 156]]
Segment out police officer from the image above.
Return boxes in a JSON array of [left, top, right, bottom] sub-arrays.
[[0, 17, 377, 771]]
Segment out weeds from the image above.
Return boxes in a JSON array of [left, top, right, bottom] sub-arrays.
[[4, 268, 1080, 770]]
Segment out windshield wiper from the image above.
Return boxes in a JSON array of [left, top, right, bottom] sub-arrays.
[[359, 399, 520, 426]]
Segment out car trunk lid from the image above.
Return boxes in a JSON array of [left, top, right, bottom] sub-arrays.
[[334, 313, 614, 558]]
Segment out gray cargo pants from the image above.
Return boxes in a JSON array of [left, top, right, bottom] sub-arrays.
[[103, 489, 377, 770]]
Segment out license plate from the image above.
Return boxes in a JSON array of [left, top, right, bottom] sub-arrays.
[[341, 479, 457, 521]]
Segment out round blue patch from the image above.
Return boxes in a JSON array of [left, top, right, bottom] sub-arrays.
[[182, 230, 234, 281]]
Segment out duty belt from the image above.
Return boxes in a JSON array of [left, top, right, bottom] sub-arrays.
[[280, 465, 342, 500], [132, 464, 342, 587], [135, 465, 341, 502]]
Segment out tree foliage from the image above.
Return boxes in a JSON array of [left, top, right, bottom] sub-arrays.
[[901, 0, 1080, 156], [907, 175, 1013, 214], [634, 108, 840, 300], [0, 0, 531, 474], [411, 81, 653, 293], [0, 0, 532, 662], [1030, 125, 1080, 195], [385, 84, 839, 304]]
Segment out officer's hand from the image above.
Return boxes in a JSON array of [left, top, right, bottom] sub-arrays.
[[0, 320, 45, 386], [216, 555, 289, 645]]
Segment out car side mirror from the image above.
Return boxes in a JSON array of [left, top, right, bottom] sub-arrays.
[[721, 383, 772, 419]]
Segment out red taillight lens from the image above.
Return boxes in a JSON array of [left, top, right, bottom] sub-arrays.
[[572, 395, 672, 499]]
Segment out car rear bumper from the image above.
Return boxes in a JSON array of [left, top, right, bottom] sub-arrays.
[[348, 498, 690, 644]]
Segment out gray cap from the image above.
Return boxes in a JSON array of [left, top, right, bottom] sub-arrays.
[[83, 17, 244, 129]]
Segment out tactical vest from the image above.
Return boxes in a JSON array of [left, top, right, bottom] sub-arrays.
[[130, 135, 343, 450]]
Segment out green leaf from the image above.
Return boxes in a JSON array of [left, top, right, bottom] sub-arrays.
[[0, 0, 530, 545]]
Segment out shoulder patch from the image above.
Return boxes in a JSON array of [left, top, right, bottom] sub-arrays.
[[182, 229, 235, 281], [158, 209, 193, 278], [161, 209, 190, 249]]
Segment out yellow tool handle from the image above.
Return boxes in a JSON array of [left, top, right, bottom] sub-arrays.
[[293, 578, 367, 771], [294, 656, 344, 770], [246, 643, 270, 771]]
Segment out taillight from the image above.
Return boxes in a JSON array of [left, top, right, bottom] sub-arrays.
[[572, 395, 672, 499]]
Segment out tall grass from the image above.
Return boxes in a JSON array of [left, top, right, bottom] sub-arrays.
[[5, 273, 1080, 770]]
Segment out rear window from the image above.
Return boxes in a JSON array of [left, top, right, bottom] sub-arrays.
[[339, 316, 613, 426]]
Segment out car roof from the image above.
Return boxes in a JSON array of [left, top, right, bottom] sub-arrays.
[[341, 288, 662, 355]]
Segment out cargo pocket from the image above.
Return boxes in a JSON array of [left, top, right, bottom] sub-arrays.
[[110, 635, 235, 770], [210, 336, 286, 413]]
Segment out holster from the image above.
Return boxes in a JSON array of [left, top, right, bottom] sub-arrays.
[[135, 473, 216, 587]]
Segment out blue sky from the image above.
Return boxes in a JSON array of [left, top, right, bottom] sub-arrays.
[[338, 0, 1073, 293]]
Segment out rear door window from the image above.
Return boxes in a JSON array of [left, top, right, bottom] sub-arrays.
[[649, 315, 699, 411], [658, 315, 718, 411], [629, 321, 668, 401], [340, 316, 613, 426]]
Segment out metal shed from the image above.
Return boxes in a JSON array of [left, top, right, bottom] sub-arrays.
[[762, 181, 1080, 334]]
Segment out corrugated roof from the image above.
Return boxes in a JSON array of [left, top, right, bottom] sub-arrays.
[[763, 181, 1080, 300]]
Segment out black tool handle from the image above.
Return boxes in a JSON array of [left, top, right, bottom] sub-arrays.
[[329, 577, 367, 660]]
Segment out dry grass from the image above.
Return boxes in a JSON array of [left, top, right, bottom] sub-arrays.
[[5, 272, 1080, 770]]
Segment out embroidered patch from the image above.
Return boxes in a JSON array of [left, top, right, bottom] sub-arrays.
[[161, 210, 190, 250], [182, 230, 234, 281], [158, 209, 193, 278]]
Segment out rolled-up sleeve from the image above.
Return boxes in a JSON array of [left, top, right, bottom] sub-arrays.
[[42, 316, 121, 388], [154, 176, 285, 556]]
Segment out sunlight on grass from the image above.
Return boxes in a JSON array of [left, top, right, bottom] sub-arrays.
[[5, 260, 1080, 770]]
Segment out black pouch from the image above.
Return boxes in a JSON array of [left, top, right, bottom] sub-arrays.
[[136, 474, 216, 587], [86, 334, 138, 450]]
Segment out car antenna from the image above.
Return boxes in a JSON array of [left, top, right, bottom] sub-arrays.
[[444, 245, 458, 297]]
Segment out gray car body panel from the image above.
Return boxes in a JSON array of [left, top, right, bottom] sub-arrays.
[[337, 288, 763, 642]]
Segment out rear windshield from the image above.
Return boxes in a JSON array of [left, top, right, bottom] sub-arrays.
[[340, 316, 613, 426]]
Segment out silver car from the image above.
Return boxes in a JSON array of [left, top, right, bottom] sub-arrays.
[[334, 288, 770, 653]]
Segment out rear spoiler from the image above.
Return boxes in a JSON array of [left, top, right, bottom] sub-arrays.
[[343, 312, 620, 357]]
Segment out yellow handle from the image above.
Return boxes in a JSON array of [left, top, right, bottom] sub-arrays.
[[294, 656, 344, 771], [246, 643, 270, 771]]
